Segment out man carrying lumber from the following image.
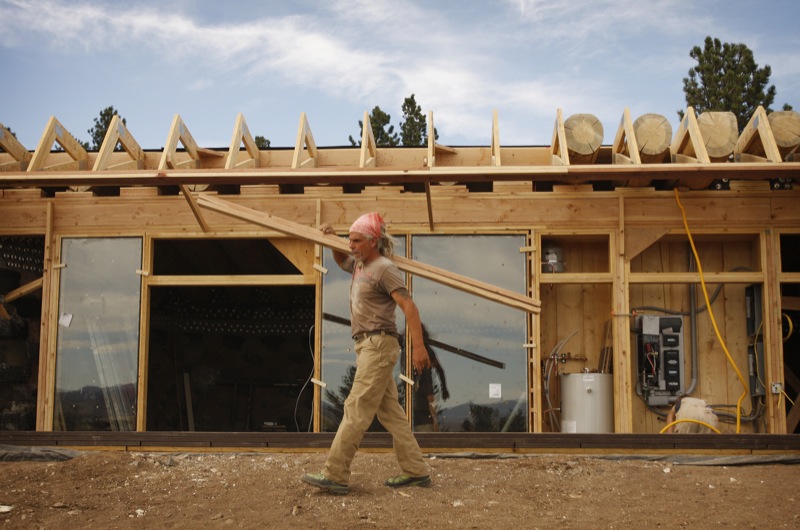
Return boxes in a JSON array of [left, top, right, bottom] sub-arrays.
[[302, 212, 432, 495]]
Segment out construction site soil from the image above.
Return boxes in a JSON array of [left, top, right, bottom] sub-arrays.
[[1, 448, 798, 529]]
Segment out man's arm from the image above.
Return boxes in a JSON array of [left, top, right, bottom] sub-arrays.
[[320, 223, 349, 268], [391, 287, 431, 373]]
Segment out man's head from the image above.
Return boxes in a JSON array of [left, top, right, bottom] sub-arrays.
[[349, 212, 393, 259]]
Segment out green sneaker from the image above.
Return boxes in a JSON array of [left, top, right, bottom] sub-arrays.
[[301, 473, 349, 495], [384, 474, 432, 488]]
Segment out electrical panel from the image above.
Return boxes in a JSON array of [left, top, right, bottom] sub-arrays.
[[634, 315, 685, 406], [745, 284, 766, 397]]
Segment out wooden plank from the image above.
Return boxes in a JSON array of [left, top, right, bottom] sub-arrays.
[[28, 116, 88, 172], [158, 114, 201, 170], [359, 111, 378, 169], [491, 109, 501, 166], [179, 184, 210, 232], [224, 113, 260, 170], [292, 112, 318, 169], [195, 194, 540, 313], [1, 276, 43, 302], [0, 122, 32, 169], [735, 106, 782, 163], [92, 115, 145, 171], [550, 108, 569, 166], [671, 107, 711, 164]]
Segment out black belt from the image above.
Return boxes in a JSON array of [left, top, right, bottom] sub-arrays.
[[353, 330, 398, 342]]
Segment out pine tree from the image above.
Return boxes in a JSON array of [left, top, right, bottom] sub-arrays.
[[681, 36, 776, 132], [348, 106, 399, 147], [87, 106, 126, 150]]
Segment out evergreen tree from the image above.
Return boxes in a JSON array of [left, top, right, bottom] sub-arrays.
[[681, 36, 776, 132], [87, 106, 126, 150], [254, 135, 271, 149], [349, 106, 399, 147], [399, 94, 428, 147]]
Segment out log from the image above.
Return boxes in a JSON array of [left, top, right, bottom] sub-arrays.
[[633, 113, 672, 163], [696, 111, 737, 161], [564, 113, 603, 164], [767, 110, 800, 160]]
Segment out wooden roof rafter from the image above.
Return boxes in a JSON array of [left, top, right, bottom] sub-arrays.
[[225, 113, 261, 170], [670, 107, 711, 164], [611, 108, 642, 165], [0, 122, 32, 171], [27, 116, 88, 172], [157, 115, 212, 231], [735, 106, 782, 163], [358, 111, 378, 169], [427, 111, 457, 170], [291, 112, 318, 169], [92, 115, 145, 171], [158, 114, 213, 170], [491, 109, 501, 166], [550, 108, 569, 166]]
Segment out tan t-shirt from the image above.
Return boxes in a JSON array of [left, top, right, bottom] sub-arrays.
[[341, 255, 404, 337]]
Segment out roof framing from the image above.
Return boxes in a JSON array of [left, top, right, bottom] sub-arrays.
[[1, 107, 798, 192]]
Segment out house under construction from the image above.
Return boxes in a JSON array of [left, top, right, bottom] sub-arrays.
[[1, 106, 799, 454]]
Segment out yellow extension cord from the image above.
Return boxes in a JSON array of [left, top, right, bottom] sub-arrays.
[[660, 418, 722, 434], [673, 189, 749, 434]]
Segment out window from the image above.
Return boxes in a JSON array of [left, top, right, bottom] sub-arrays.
[[411, 235, 528, 432], [54, 238, 142, 431]]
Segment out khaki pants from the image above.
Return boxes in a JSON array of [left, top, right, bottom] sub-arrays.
[[323, 334, 428, 485]]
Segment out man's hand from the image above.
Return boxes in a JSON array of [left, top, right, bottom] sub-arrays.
[[412, 345, 431, 373], [320, 223, 336, 236]]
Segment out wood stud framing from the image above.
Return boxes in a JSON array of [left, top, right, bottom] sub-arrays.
[[2, 107, 800, 437]]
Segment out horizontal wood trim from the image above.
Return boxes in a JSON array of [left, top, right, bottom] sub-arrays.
[[538, 272, 613, 283], [2, 431, 800, 455], [629, 271, 765, 284], [147, 274, 315, 286]]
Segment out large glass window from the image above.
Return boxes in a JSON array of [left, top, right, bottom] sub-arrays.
[[146, 238, 314, 432], [54, 238, 142, 431], [320, 239, 406, 432], [411, 235, 528, 432]]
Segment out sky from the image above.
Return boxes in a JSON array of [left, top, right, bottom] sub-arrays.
[[1, 0, 798, 151]]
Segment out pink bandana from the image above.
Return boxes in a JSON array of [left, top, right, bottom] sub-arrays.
[[349, 212, 384, 239]]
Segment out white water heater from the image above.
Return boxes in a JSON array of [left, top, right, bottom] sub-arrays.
[[560, 373, 614, 433]]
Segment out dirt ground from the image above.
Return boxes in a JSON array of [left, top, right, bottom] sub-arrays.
[[1, 448, 799, 529]]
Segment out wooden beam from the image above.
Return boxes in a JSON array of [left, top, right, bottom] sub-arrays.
[[735, 106, 782, 163], [550, 108, 569, 166], [491, 109, 501, 167], [179, 185, 210, 232], [224, 113, 260, 170], [158, 114, 201, 170], [359, 111, 378, 169], [424, 181, 434, 231], [0, 122, 32, 170], [612, 108, 641, 166], [92, 115, 145, 171], [291, 112, 318, 169], [1, 276, 43, 303], [195, 194, 541, 314], [28, 116, 88, 172], [427, 111, 436, 168], [670, 107, 710, 164]]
